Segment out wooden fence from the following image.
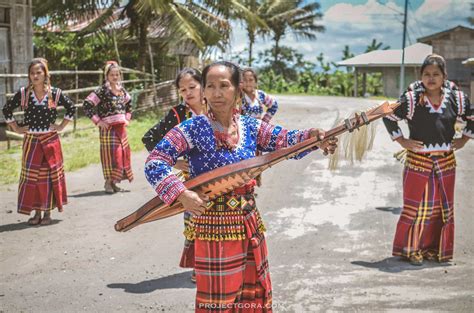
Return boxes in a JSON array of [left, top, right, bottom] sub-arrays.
[[0, 67, 179, 148]]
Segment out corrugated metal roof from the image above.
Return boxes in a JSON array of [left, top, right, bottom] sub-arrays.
[[338, 43, 432, 67], [462, 58, 474, 65]]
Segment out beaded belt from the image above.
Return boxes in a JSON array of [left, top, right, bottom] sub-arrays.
[[183, 193, 266, 242], [405, 150, 456, 174]]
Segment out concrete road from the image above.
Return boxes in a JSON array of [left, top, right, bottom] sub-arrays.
[[1, 95, 473, 312]]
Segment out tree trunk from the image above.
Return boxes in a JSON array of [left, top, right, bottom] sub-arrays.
[[137, 21, 149, 72], [248, 31, 255, 67], [273, 36, 280, 66]]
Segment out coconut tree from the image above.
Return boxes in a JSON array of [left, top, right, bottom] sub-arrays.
[[261, 0, 325, 66]]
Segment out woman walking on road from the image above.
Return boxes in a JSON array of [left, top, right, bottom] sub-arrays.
[[83, 61, 134, 194], [144, 61, 337, 311]]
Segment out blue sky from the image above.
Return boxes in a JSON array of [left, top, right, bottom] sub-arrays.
[[223, 0, 472, 66]]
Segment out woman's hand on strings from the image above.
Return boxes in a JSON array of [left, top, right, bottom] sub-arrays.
[[177, 190, 209, 216], [396, 137, 424, 151], [175, 159, 190, 173]]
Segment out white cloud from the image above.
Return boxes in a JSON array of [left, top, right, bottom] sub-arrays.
[[226, 0, 471, 65]]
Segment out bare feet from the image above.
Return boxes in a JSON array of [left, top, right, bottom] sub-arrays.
[[27, 212, 41, 225], [104, 180, 114, 194], [40, 211, 52, 225]]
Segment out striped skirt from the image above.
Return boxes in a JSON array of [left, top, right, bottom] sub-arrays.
[[99, 123, 133, 183], [190, 193, 272, 312], [393, 151, 456, 261], [18, 132, 67, 215]]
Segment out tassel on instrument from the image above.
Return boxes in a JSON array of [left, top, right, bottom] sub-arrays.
[[328, 112, 377, 171]]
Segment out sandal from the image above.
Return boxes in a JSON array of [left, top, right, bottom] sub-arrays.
[[112, 183, 124, 192], [409, 254, 423, 266]]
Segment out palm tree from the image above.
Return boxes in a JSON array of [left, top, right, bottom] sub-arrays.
[[365, 38, 390, 53], [261, 0, 325, 66]]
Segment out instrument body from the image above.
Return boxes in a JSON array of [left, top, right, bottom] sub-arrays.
[[115, 101, 399, 232]]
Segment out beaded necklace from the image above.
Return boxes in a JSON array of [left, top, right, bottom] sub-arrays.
[[207, 108, 240, 150]]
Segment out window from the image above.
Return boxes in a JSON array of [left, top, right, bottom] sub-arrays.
[[0, 8, 10, 24]]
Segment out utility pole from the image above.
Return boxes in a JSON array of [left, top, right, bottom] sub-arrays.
[[399, 0, 409, 94]]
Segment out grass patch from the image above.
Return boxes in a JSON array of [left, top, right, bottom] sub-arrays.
[[0, 111, 163, 185]]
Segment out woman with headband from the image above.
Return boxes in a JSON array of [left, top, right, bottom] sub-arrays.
[[2, 58, 76, 225], [83, 61, 134, 194]]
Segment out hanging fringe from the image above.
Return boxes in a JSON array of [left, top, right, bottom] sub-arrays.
[[393, 149, 407, 164], [328, 112, 378, 171]]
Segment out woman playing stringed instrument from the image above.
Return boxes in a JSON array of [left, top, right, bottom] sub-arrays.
[[144, 61, 337, 312], [383, 54, 473, 266]]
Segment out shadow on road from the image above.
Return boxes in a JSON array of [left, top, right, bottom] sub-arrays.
[[351, 257, 451, 273], [375, 206, 402, 215], [0, 219, 62, 233], [107, 271, 195, 293], [69, 190, 130, 198]]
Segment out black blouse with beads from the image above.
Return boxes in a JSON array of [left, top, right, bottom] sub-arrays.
[[383, 80, 473, 153], [142, 103, 193, 152], [2, 87, 76, 132]]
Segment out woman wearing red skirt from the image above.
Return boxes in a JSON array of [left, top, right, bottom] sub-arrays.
[[383, 54, 472, 265], [2, 58, 76, 225]]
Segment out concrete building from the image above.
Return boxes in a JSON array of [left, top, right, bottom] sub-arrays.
[[418, 25, 474, 96], [338, 25, 473, 98], [338, 43, 432, 98]]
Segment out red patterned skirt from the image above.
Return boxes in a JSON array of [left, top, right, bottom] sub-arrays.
[[18, 132, 67, 215], [393, 151, 456, 261], [188, 193, 272, 312], [99, 123, 133, 183]]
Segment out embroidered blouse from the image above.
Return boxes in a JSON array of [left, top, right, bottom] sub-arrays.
[[383, 80, 473, 153], [241, 90, 278, 122], [142, 103, 193, 152], [83, 84, 132, 125], [2, 87, 75, 133], [144, 114, 314, 205]]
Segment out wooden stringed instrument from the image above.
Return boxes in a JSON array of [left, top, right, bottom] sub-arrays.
[[115, 101, 400, 232]]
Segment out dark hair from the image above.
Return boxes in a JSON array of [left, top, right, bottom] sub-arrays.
[[242, 67, 258, 83], [421, 54, 447, 77], [175, 67, 202, 89], [202, 61, 241, 89]]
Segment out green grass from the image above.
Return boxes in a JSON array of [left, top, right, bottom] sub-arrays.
[[0, 112, 163, 185]]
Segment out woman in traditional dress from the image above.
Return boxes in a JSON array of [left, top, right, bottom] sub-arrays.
[[240, 67, 278, 122], [142, 67, 205, 282], [2, 58, 76, 225], [144, 61, 337, 311], [83, 61, 133, 194], [383, 54, 472, 265]]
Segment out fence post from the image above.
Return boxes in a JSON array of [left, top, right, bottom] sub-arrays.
[[74, 66, 79, 132]]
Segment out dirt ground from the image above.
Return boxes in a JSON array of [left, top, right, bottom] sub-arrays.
[[1, 95, 473, 312]]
